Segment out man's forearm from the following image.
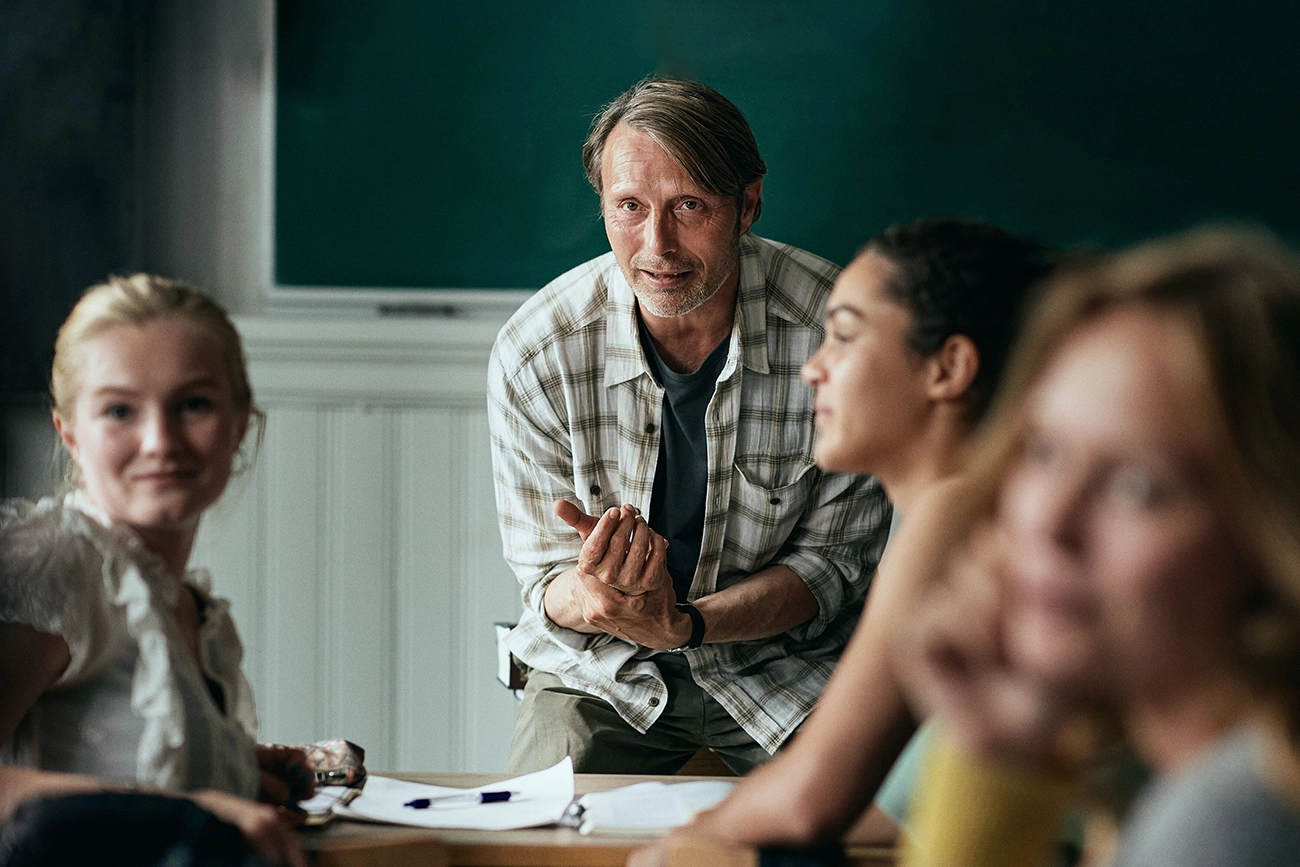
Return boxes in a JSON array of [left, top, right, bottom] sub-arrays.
[[542, 564, 697, 649], [544, 562, 819, 645], [692, 565, 818, 643]]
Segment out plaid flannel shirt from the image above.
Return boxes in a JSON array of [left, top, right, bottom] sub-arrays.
[[487, 234, 891, 752]]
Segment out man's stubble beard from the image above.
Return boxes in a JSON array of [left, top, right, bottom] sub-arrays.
[[627, 230, 741, 320]]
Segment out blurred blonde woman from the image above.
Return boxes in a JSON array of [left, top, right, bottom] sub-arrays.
[[900, 228, 1300, 866], [0, 275, 306, 866]]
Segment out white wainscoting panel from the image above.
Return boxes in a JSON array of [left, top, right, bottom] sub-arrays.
[[191, 316, 523, 772]]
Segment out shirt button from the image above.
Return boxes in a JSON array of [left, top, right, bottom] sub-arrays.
[[644, 423, 656, 434], [648, 697, 660, 707], [589, 484, 601, 496]]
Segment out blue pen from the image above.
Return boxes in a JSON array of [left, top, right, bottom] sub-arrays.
[[404, 790, 520, 809]]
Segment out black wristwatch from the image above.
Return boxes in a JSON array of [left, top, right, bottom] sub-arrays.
[[666, 602, 706, 652]]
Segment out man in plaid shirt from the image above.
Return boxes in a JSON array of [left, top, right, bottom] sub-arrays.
[[489, 79, 890, 774]]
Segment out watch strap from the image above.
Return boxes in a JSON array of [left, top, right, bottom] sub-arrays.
[[672, 602, 705, 651]]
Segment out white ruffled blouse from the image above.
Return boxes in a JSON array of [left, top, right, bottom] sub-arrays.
[[0, 492, 260, 798]]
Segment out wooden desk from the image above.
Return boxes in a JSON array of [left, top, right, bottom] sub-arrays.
[[307, 773, 894, 867]]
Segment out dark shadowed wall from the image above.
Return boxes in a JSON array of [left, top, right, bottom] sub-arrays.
[[0, 0, 142, 397]]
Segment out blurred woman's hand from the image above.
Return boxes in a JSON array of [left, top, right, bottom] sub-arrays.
[[255, 744, 315, 806], [894, 525, 1087, 771]]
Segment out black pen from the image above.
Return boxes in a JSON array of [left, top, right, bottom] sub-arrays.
[[404, 790, 520, 809]]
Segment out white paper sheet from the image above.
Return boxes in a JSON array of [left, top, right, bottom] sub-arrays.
[[333, 757, 575, 830], [574, 779, 736, 836], [296, 785, 360, 826]]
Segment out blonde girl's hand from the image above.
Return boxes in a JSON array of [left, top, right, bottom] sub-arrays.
[[188, 789, 307, 867], [893, 525, 1073, 770], [255, 743, 316, 806]]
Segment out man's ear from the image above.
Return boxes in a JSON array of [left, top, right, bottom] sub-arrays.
[[925, 334, 980, 403], [738, 179, 762, 234], [52, 410, 79, 462]]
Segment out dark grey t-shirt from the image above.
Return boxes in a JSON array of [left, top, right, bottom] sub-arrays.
[[639, 324, 731, 603]]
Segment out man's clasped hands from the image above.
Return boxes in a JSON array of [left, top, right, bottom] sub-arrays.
[[550, 500, 695, 651]]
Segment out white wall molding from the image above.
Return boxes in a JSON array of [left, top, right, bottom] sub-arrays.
[[233, 316, 511, 408], [234, 317, 510, 366]]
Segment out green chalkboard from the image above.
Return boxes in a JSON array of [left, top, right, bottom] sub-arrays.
[[275, 1, 1300, 290]]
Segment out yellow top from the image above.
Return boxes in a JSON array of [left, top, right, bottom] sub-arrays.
[[901, 728, 1078, 867]]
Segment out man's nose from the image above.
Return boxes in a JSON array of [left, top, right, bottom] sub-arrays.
[[643, 208, 677, 256]]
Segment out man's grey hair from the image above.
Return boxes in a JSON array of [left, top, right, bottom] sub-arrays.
[[582, 78, 767, 223]]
